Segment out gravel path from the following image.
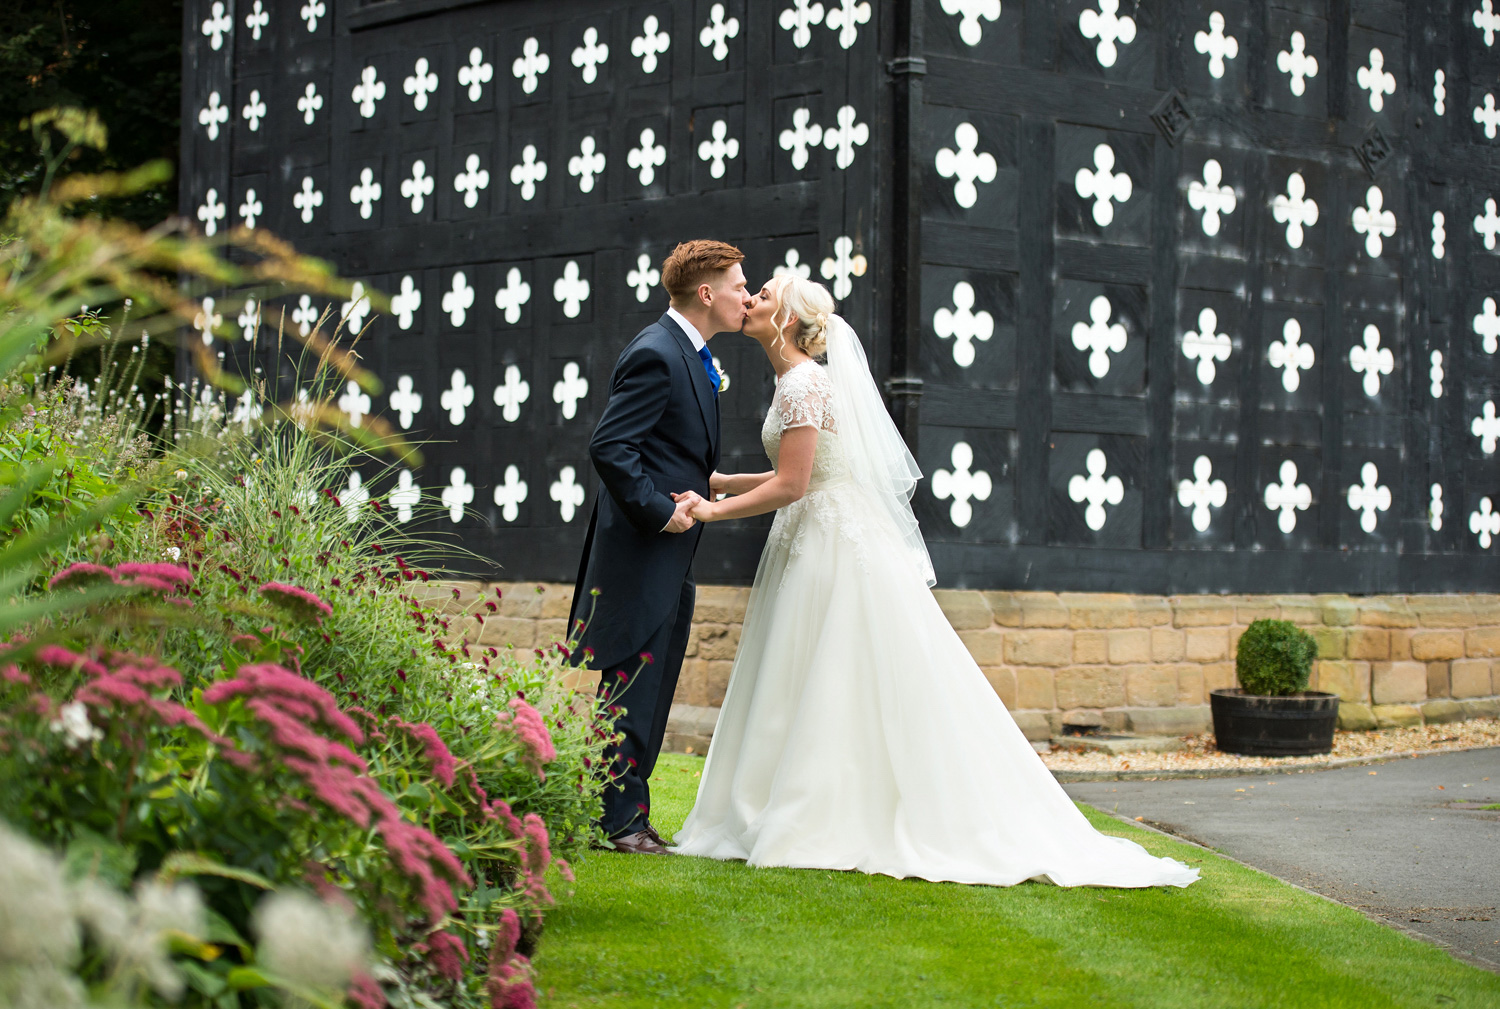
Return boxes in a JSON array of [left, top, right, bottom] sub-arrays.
[[1041, 718, 1500, 780], [1064, 747, 1500, 972]]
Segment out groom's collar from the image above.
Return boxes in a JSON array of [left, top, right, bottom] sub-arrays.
[[665, 306, 708, 352]]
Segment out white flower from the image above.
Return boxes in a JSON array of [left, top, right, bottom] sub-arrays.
[[253, 891, 369, 990], [165, 546, 182, 562], [174, 468, 187, 479], [0, 824, 79, 969], [48, 703, 102, 749]]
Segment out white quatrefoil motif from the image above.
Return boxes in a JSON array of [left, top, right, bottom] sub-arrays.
[[391, 275, 421, 330], [1430, 350, 1445, 399], [935, 122, 997, 209], [1075, 144, 1133, 226], [572, 27, 609, 84], [1476, 197, 1500, 250], [442, 469, 474, 524], [196, 189, 225, 236], [493, 466, 528, 523], [940, 0, 1001, 47], [1474, 297, 1500, 354], [1071, 295, 1127, 378], [553, 261, 591, 318], [553, 362, 590, 420], [1268, 318, 1315, 391], [341, 282, 370, 334], [1276, 31, 1318, 96], [454, 154, 490, 208], [198, 91, 228, 141], [780, 0, 825, 49], [1068, 449, 1124, 531], [238, 188, 262, 229], [244, 1, 267, 41], [568, 136, 606, 193], [820, 236, 868, 299], [1478, 1, 1500, 46], [1182, 308, 1231, 384], [1349, 324, 1394, 396], [1272, 172, 1319, 248], [551, 467, 586, 522], [697, 120, 740, 179], [1432, 211, 1447, 259], [779, 108, 822, 171], [1264, 460, 1312, 533], [513, 38, 549, 94], [458, 48, 493, 103], [404, 58, 439, 111], [825, 0, 871, 49], [493, 365, 530, 423], [201, 3, 231, 50], [300, 1, 326, 33], [494, 267, 531, 324], [442, 272, 475, 327], [389, 376, 422, 429], [700, 4, 740, 62], [440, 370, 475, 425], [341, 472, 368, 524], [349, 167, 381, 220], [776, 248, 812, 279], [352, 67, 384, 119], [627, 254, 660, 303], [1430, 483, 1444, 531], [631, 16, 671, 73], [390, 470, 420, 523], [1435, 69, 1447, 115], [628, 128, 667, 186], [511, 145, 547, 202], [337, 381, 370, 429], [401, 160, 434, 213], [293, 176, 323, 224], [1351, 186, 1395, 258], [933, 281, 994, 367], [241, 89, 266, 132], [1474, 93, 1500, 139], [823, 105, 869, 169], [1346, 462, 1391, 533], [1193, 12, 1238, 79], [1178, 455, 1227, 532], [1079, 0, 1136, 69], [1187, 159, 1236, 236], [1474, 401, 1500, 454], [1356, 48, 1396, 113], [931, 441, 992, 528], [296, 83, 323, 126], [1473, 498, 1500, 550]]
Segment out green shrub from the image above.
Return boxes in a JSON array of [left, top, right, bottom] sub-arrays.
[[1235, 618, 1318, 696]]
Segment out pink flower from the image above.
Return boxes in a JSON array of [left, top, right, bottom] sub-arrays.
[[48, 562, 118, 590], [495, 699, 556, 777], [258, 582, 334, 623], [34, 645, 108, 678], [485, 909, 537, 1009], [114, 562, 193, 593], [520, 814, 553, 908], [425, 930, 468, 982], [391, 719, 457, 788], [347, 973, 385, 1009]]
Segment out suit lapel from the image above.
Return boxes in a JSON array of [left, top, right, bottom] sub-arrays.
[[658, 313, 718, 457]]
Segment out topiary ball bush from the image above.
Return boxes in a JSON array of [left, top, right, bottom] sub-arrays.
[[1235, 618, 1319, 696]]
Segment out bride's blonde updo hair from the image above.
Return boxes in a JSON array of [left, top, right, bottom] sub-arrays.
[[769, 275, 836, 358]]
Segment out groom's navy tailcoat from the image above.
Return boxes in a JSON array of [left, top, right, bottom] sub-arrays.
[[568, 312, 721, 666]]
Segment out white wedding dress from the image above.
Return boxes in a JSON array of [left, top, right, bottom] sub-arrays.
[[672, 361, 1200, 888]]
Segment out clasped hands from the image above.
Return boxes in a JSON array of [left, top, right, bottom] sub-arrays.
[[664, 473, 729, 532]]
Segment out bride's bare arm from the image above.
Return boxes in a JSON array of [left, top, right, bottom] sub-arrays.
[[710, 470, 776, 497], [687, 426, 818, 522]]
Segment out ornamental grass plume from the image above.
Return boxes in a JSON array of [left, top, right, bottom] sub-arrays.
[[258, 581, 334, 624], [252, 890, 370, 992]]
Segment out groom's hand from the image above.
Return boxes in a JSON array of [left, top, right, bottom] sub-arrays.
[[664, 491, 702, 533]]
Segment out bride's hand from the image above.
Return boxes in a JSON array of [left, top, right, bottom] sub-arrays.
[[685, 495, 717, 522], [709, 470, 729, 494]]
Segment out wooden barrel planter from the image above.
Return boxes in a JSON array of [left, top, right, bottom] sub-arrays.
[[1210, 689, 1339, 756]]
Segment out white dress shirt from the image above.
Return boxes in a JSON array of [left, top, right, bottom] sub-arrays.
[[660, 307, 711, 530], [666, 305, 709, 352]]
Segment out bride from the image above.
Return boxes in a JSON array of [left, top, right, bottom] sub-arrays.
[[669, 275, 1200, 889]]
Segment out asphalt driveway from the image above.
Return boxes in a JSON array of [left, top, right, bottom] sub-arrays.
[[1064, 747, 1500, 971]]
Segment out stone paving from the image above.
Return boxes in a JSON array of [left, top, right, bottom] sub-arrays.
[[1065, 747, 1500, 971]]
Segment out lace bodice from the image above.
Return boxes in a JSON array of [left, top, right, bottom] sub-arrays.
[[761, 362, 850, 489]]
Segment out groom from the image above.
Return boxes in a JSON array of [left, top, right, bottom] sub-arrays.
[[568, 239, 751, 854]]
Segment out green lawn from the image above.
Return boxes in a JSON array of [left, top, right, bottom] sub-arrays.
[[535, 753, 1500, 1008]]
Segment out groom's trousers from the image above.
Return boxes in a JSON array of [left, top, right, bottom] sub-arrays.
[[593, 577, 695, 838]]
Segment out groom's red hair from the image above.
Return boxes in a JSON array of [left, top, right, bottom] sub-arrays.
[[662, 240, 744, 303]]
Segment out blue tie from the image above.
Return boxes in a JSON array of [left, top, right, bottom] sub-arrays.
[[697, 346, 720, 398]]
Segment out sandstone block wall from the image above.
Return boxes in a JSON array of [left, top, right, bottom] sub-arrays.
[[432, 582, 1500, 740]]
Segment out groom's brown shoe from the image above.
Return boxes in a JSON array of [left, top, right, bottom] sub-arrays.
[[609, 828, 673, 855]]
